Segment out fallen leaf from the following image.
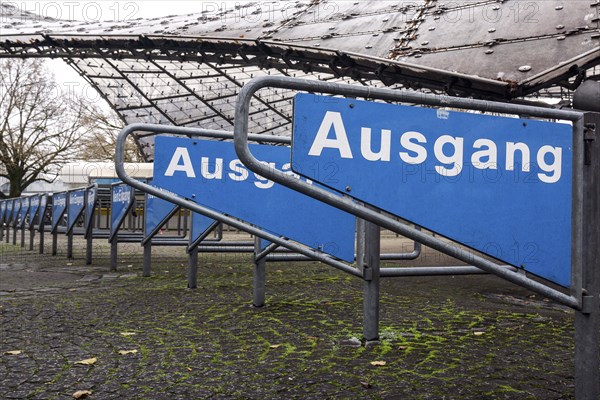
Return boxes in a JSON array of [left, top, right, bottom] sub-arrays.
[[186, 367, 192, 372], [66, 263, 73, 266], [72, 389, 92, 399], [370, 361, 386, 366], [360, 381, 372, 389], [127, 265, 133, 268], [120, 332, 136, 336], [269, 344, 282, 349], [75, 357, 97, 365], [117, 349, 138, 355], [5, 350, 22, 355], [473, 331, 485, 336], [398, 346, 407, 350]]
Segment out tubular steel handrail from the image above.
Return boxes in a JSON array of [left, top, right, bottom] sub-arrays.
[[115, 124, 363, 278], [233, 76, 584, 310]]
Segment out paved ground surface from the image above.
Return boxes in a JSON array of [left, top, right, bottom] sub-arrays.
[[0, 229, 582, 399]]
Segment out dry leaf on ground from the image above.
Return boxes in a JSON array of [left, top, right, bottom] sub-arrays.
[[74, 357, 97, 365], [269, 344, 282, 349], [120, 332, 136, 336], [117, 349, 138, 355], [370, 361, 386, 366], [72, 389, 92, 398], [5, 350, 22, 355]]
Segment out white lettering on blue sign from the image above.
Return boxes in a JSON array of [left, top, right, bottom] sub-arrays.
[[54, 197, 66, 207], [113, 189, 131, 203], [70, 194, 84, 206], [307, 111, 562, 183], [163, 147, 306, 189]]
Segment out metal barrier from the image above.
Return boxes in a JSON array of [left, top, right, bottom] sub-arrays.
[[232, 76, 599, 398]]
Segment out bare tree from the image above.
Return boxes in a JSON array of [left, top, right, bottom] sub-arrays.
[[0, 59, 92, 198], [77, 104, 144, 163]]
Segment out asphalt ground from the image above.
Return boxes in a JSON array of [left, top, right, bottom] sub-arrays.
[[0, 230, 583, 399]]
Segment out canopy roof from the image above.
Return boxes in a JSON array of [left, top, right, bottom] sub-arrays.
[[1, 0, 599, 160]]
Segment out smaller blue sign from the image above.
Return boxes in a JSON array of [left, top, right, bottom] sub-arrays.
[[0, 200, 6, 223], [190, 212, 218, 246], [51, 193, 67, 231], [12, 199, 21, 226], [29, 195, 40, 224], [111, 183, 133, 238], [18, 197, 29, 227], [145, 191, 178, 239], [85, 186, 97, 229], [5, 200, 14, 224], [67, 189, 86, 232], [39, 195, 48, 228]]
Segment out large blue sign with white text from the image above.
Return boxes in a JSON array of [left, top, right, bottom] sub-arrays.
[[292, 93, 573, 287], [152, 136, 356, 261], [111, 183, 133, 238], [51, 193, 67, 231], [67, 189, 86, 232]]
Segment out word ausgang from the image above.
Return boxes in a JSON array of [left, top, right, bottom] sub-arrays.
[[307, 111, 564, 184]]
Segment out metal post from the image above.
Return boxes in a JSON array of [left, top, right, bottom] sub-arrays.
[[85, 233, 92, 265], [187, 246, 198, 289], [39, 220, 45, 255], [67, 230, 73, 258], [51, 230, 57, 256], [12, 224, 17, 245], [20, 223, 25, 248], [110, 239, 117, 271], [358, 218, 381, 342], [253, 236, 266, 307], [142, 242, 152, 277], [29, 225, 34, 251], [575, 113, 600, 399]]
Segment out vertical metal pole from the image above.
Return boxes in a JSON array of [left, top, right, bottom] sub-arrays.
[[85, 233, 93, 265], [358, 218, 381, 342], [575, 113, 600, 399], [39, 220, 45, 255], [20, 223, 25, 248], [51, 230, 57, 256], [142, 242, 152, 277], [110, 239, 117, 271], [67, 230, 73, 258], [29, 226, 34, 251], [5, 222, 9, 243], [188, 246, 198, 289], [12, 224, 17, 245], [253, 236, 266, 307]]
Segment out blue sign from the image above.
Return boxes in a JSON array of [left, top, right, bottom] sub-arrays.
[[6, 200, 13, 224], [39, 195, 48, 227], [144, 191, 178, 238], [190, 212, 217, 246], [152, 136, 356, 261], [29, 195, 40, 224], [111, 183, 133, 237], [85, 186, 97, 229], [18, 197, 29, 227], [67, 189, 86, 232], [0, 200, 5, 223], [292, 93, 573, 287], [12, 199, 21, 225], [51, 193, 67, 231]]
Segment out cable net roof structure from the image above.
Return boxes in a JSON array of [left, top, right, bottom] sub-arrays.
[[1, 0, 599, 160]]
